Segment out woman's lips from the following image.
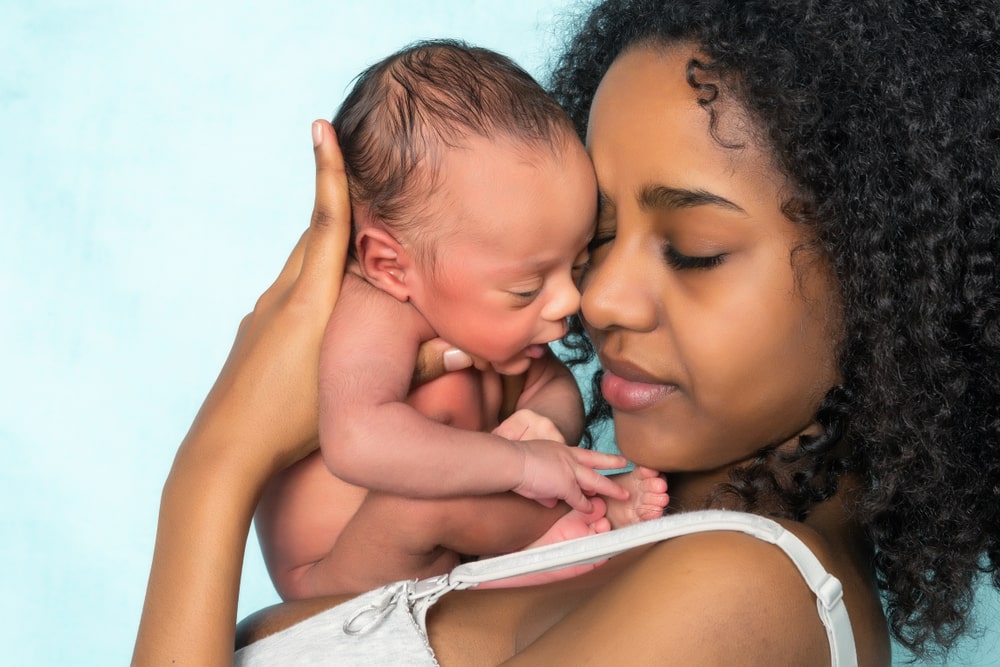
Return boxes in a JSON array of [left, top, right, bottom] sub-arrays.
[[600, 368, 676, 412]]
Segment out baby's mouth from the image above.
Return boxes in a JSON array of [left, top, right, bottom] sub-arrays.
[[524, 344, 548, 359]]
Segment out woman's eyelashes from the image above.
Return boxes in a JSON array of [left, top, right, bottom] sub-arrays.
[[588, 231, 726, 271], [575, 233, 613, 282], [588, 232, 615, 252], [662, 243, 726, 270]]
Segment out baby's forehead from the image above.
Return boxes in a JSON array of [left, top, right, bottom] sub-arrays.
[[428, 195, 591, 258], [404, 129, 595, 257]]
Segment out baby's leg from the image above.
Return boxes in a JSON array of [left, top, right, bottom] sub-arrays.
[[286, 493, 462, 597], [523, 498, 610, 549], [285, 491, 577, 598], [475, 497, 611, 589], [255, 451, 370, 601], [604, 465, 669, 528]]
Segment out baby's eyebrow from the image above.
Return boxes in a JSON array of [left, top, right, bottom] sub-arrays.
[[638, 184, 746, 214]]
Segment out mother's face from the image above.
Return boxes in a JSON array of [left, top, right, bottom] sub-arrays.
[[581, 45, 841, 474]]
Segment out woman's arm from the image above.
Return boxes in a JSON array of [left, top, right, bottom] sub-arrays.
[[131, 120, 351, 666]]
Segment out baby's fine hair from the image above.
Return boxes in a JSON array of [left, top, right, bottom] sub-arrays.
[[332, 39, 575, 241]]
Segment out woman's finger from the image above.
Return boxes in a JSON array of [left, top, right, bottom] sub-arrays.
[[297, 120, 351, 301], [260, 230, 309, 304], [413, 339, 474, 387]]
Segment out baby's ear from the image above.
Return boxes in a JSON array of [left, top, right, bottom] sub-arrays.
[[355, 227, 414, 302]]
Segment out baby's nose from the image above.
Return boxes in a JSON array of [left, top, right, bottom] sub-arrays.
[[542, 278, 582, 322]]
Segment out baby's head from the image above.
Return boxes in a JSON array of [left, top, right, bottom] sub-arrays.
[[333, 40, 597, 374]]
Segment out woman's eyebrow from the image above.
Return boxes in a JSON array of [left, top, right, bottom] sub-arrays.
[[638, 184, 746, 214], [597, 190, 612, 214]]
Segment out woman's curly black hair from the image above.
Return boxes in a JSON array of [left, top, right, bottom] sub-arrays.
[[550, 0, 1000, 658]]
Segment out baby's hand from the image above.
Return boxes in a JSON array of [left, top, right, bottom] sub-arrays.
[[510, 440, 629, 513], [493, 409, 566, 444]]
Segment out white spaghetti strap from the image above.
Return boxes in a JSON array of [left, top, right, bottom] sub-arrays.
[[444, 509, 858, 667], [772, 527, 858, 667]]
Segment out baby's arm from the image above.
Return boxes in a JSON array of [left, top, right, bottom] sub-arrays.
[[501, 347, 586, 445], [497, 349, 669, 527], [318, 282, 627, 511]]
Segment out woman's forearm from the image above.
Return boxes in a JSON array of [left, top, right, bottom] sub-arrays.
[[132, 435, 272, 666]]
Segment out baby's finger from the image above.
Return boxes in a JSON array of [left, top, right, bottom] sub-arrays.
[[579, 468, 630, 501], [298, 120, 351, 301], [560, 488, 594, 514], [572, 449, 628, 473]]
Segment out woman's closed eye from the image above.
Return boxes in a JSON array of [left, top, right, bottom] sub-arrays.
[[588, 231, 615, 253], [576, 232, 614, 282], [662, 243, 727, 270]]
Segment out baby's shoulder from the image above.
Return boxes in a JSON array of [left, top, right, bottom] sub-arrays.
[[340, 269, 389, 301], [327, 271, 435, 345]]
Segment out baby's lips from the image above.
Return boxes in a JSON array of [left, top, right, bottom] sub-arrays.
[[524, 344, 549, 359]]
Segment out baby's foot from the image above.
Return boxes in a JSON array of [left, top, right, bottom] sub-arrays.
[[605, 466, 669, 528], [526, 496, 611, 548], [478, 498, 610, 589]]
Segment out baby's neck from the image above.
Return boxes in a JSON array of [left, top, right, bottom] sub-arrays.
[[345, 258, 364, 278]]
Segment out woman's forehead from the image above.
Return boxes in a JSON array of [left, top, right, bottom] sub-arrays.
[[588, 46, 787, 220]]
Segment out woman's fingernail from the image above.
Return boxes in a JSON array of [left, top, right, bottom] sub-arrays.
[[312, 121, 323, 147], [443, 348, 472, 372]]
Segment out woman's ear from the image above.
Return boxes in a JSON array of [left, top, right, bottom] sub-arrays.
[[355, 227, 415, 302]]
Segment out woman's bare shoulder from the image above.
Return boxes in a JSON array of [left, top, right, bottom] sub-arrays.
[[510, 530, 832, 665]]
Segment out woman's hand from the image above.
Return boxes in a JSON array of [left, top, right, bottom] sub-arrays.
[[413, 339, 488, 388], [183, 121, 352, 475], [132, 120, 351, 666]]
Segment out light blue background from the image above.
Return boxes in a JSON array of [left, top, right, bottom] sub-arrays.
[[2, 1, 997, 665]]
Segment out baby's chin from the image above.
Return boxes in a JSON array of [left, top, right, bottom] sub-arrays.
[[490, 356, 533, 376], [490, 343, 550, 375]]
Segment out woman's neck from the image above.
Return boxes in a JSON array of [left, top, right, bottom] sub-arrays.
[[663, 468, 732, 513]]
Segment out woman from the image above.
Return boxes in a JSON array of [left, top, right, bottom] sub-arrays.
[[132, 0, 999, 664]]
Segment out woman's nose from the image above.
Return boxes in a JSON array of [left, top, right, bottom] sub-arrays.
[[580, 242, 656, 333]]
